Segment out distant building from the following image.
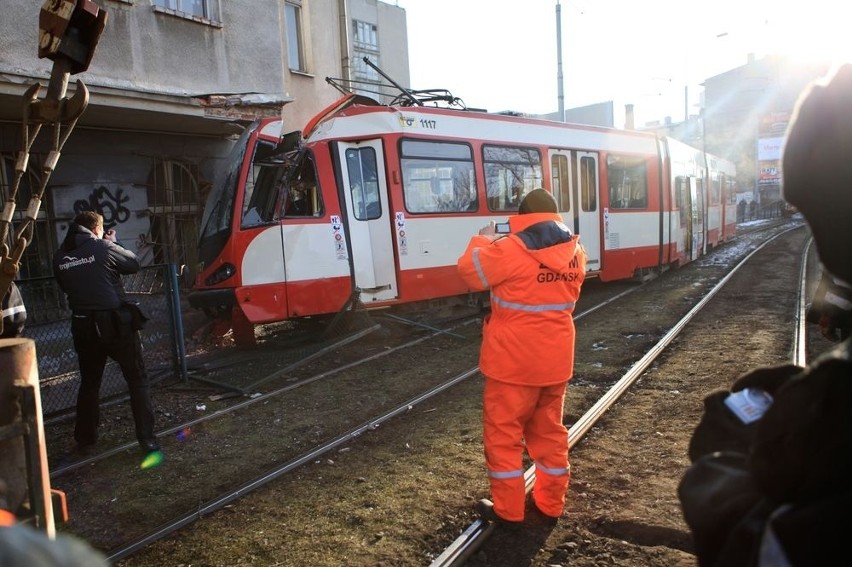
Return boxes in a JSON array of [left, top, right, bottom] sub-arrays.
[[702, 54, 827, 205], [640, 54, 828, 205], [563, 101, 615, 129]]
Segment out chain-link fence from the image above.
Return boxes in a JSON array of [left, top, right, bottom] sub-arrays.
[[17, 264, 188, 419]]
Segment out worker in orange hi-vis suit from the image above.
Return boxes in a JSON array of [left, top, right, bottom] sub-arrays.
[[457, 188, 587, 526]]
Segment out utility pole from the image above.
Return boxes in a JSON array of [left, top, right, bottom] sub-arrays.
[[556, 1, 564, 121]]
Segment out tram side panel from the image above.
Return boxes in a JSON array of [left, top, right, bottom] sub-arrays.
[[387, 135, 540, 303], [194, 123, 355, 326], [719, 158, 738, 241], [705, 152, 737, 249], [597, 151, 667, 282], [663, 137, 709, 268], [191, 103, 738, 332]]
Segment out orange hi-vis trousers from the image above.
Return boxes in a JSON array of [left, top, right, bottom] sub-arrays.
[[483, 379, 570, 521]]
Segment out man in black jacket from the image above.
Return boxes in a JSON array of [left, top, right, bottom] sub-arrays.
[[53, 211, 159, 454]]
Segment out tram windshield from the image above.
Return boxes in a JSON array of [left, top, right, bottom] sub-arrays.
[[198, 122, 308, 267], [197, 121, 257, 267]]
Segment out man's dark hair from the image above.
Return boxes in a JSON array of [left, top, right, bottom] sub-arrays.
[[73, 211, 103, 231]]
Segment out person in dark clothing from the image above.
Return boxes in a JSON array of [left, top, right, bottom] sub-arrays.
[[52, 211, 159, 454], [678, 64, 852, 567], [1, 281, 26, 338]]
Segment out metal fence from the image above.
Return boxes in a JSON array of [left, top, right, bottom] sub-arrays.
[[737, 199, 787, 222], [17, 264, 188, 419]]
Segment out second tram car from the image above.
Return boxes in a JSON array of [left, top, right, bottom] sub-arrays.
[[189, 92, 737, 344]]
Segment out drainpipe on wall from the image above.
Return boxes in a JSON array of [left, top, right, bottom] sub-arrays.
[[339, 0, 352, 84]]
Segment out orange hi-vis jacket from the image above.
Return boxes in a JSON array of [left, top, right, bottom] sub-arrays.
[[457, 212, 586, 385]]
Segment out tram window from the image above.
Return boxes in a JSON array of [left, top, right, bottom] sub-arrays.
[[551, 154, 571, 212], [579, 156, 597, 212], [201, 123, 252, 240], [675, 176, 688, 225], [606, 155, 647, 209], [242, 140, 285, 228], [346, 147, 381, 220], [483, 145, 542, 212], [282, 152, 322, 217], [400, 139, 477, 214], [711, 176, 721, 205], [695, 178, 705, 217]]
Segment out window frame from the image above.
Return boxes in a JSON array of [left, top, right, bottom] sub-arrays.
[[606, 154, 648, 210], [579, 155, 598, 212], [400, 139, 478, 215], [482, 144, 543, 212], [285, 1, 306, 73], [151, 0, 222, 25], [345, 147, 382, 221]]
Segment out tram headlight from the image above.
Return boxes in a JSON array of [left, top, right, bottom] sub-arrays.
[[205, 263, 236, 286]]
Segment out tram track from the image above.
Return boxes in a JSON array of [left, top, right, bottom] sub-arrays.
[[100, 262, 658, 562], [46, 217, 812, 565], [430, 224, 813, 567], [49, 321, 471, 478], [457, 220, 821, 566]]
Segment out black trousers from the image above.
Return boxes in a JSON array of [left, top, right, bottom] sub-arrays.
[[71, 310, 156, 446]]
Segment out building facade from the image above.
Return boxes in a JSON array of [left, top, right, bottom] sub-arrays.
[[0, 0, 408, 283], [642, 54, 829, 205], [702, 54, 828, 205]]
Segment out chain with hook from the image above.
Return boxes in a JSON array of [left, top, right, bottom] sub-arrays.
[[0, 0, 106, 335]]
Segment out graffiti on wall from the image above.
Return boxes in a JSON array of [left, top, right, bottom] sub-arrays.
[[72, 185, 132, 229], [54, 183, 151, 264]]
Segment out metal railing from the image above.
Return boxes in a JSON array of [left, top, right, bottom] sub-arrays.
[[737, 199, 786, 223]]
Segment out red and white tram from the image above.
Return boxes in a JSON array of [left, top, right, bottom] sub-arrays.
[[189, 92, 737, 344]]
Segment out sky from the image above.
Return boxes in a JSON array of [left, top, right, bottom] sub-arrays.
[[394, 0, 852, 128]]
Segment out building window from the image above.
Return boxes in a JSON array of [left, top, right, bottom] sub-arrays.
[[152, 0, 221, 24], [353, 20, 378, 50], [352, 20, 380, 86], [286, 1, 305, 72], [146, 159, 201, 284]]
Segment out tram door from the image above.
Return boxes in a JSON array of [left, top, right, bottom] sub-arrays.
[[335, 140, 398, 303], [690, 177, 705, 260], [550, 149, 600, 272], [677, 176, 693, 260], [678, 176, 705, 262]]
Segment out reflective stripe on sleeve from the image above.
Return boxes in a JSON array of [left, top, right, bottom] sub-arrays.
[[471, 248, 490, 288]]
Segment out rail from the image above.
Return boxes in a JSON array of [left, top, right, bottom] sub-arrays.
[[428, 226, 804, 567]]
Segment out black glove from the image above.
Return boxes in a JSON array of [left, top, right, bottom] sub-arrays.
[[687, 365, 801, 462]]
